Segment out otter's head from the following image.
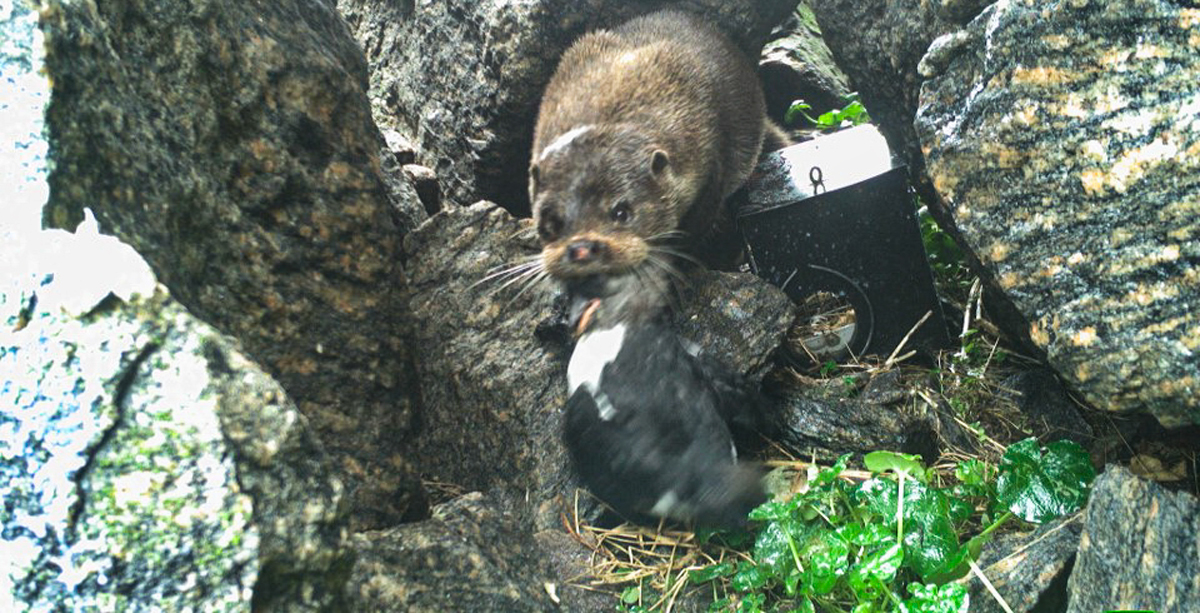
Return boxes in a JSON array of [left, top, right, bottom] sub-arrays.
[[529, 124, 680, 281]]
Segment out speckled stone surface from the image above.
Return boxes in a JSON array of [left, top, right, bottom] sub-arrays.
[[346, 493, 558, 612], [967, 516, 1082, 613], [771, 373, 942, 462], [402, 202, 793, 529], [916, 1, 1200, 427], [38, 0, 426, 528], [334, 0, 797, 215], [759, 3, 852, 121], [1, 225, 348, 611], [1067, 466, 1200, 612]]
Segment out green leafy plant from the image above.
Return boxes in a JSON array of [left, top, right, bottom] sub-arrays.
[[786, 94, 871, 130], [917, 206, 971, 297], [688, 439, 1095, 612]]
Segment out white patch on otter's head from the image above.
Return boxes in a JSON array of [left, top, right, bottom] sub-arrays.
[[540, 125, 593, 160], [568, 323, 626, 420]]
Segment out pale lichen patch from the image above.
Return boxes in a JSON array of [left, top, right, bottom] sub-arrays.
[[1072, 327, 1098, 347], [1080, 168, 1106, 195], [1179, 9, 1200, 28], [988, 241, 1013, 262], [1030, 319, 1051, 346], [1129, 281, 1179, 306], [1106, 136, 1181, 192], [1134, 43, 1169, 60], [1109, 227, 1134, 247], [1041, 33, 1071, 49], [1010, 65, 1072, 86], [1080, 139, 1108, 162], [999, 270, 1022, 290]]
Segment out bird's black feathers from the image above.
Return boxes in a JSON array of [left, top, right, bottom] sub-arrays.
[[563, 317, 768, 529]]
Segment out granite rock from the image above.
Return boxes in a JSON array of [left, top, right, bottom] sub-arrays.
[[38, 0, 426, 527], [967, 516, 1082, 613], [335, 0, 797, 215], [1067, 466, 1200, 612], [346, 493, 558, 612], [402, 202, 793, 529], [915, 0, 1200, 427], [402, 163, 442, 216], [769, 374, 942, 463], [1000, 369, 1093, 447], [759, 3, 852, 122], [0, 221, 348, 611]]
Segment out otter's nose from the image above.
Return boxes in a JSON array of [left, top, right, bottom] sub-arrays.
[[566, 239, 605, 263]]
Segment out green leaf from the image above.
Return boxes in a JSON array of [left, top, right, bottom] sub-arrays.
[[708, 597, 733, 612], [995, 438, 1095, 523], [954, 459, 987, 486], [749, 500, 794, 522], [790, 598, 816, 613], [819, 360, 838, 376], [900, 487, 963, 582], [785, 100, 816, 127], [848, 522, 893, 548], [800, 530, 851, 595], [815, 109, 839, 128], [752, 520, 809, 593], [732, 561, 771, 592], [812, 454, 851, 487], [620, 585, 641, 604], [903, 582, 969, 613], [847, 541, 902, 601], [945, 491, 974, 524], [737, 592, 766, 613], [689, 561, 737, 584], [864, 451, 928, 482], [856, 478, 963, 582]]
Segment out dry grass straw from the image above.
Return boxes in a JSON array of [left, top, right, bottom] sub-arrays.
[[560, 490, 751, 612]]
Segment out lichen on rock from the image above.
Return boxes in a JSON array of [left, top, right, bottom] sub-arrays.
[[915, 0, 1200, 427], [1, 219, 347, 610]]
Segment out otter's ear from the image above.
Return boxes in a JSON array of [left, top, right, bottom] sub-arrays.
[[650, 149, 670, 176], [529, 163, 540, 195]]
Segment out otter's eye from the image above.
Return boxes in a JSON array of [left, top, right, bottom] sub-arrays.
[[538, 212, 564, 241], [610, 200, 633, 224]]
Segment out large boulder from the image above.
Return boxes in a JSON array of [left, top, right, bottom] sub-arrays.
[[38, 0, 426, 527], [402, 202, 794, 529], [335, 0, 798, 215], [0, 220, 349, 611], [346, 493, 559, 612], [915, 0, 1200, 427], [770, 371, 943, 462], [758, 3, 852, 122], [967, 516, 1082, 613], [1067, 466, 1200, 612]]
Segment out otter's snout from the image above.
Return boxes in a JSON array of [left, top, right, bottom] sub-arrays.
[[542, 232, 648, 279], [566, 239, 606, 264]]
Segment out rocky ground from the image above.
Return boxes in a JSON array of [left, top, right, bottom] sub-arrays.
[[2, 0, 1197, 611]]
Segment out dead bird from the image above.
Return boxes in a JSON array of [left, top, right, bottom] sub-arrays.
[[561, 273, 769, 529]]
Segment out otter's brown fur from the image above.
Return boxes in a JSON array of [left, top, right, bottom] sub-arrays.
[[529, 10, 773, 280]]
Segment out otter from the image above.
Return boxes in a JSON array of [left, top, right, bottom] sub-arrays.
[[529, 9, 781, 285]]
